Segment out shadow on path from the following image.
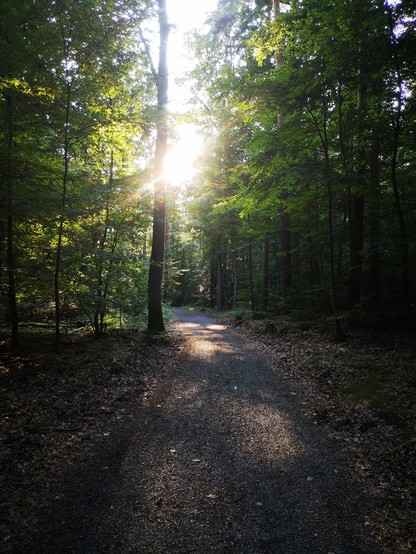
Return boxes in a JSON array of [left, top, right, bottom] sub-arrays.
[[29, 309, 384, 553]]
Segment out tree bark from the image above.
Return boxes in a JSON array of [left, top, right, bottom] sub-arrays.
[[387, 10, 411, 309], [248, 238, 256, 311], [94, 150, 113, 337], [369, 122, 381, 300], [147, 0, 169, 333], [231, 247, 238, 309], [348, 72, 367, 306], [54, 79, 71, 352], [262, 237, 270, 311], [273, 0, 292, 297], [280, 206, 292, 297], [216, 254, 223, 310], [319, 96, 346, 339], [348, 192, 364, 305], [210, 258, 216, 309], [4, 93, 19, 350]]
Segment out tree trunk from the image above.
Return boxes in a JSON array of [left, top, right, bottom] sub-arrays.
[[210, 259, 216, 309], [348, 192, 364, 305], [4, 93, 19, 350], [54, 80, 71, 352], [273, 0, 292, 297], [280, 206, 292, 297], [231, 247, 238, 309], [248, 238, 256, 311], [94, 150, 113, 337], [322, 97, 346, 339], [100, 230, 119, 334], [369, 122, 381, 300], [216, 254, 223, 310], [147, 0, 169, 333], [262, 237, 270, 311], [348, 73, 367, 306], [387, 10, 411, 309], [391, 116, 410, 304]]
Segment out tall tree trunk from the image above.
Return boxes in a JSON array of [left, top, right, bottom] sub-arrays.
[[262, 237, 270, 311], [210, 258, 216, 309], [100, 230, 119, 334], [348, 73, 367, 306], [391, 114, 410, 304], [280, 206, 292, 297], [348, 192, 364, 305], [231, 246, 238, 309], [216, 254, 223, 310], [387, 9, 411, 309], [54, 80, 71, 352], [248, 238, 256, 311], [369, 122, 381, 300], [94, 150, 114, 337], [4, 94, 19, 350], [273, 0, 292, 297], [147, 0, 169, 333], [316, 96, 346, 339], [223, 254, 228, 309]]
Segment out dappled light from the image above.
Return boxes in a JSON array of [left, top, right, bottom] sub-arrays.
[[219, 398, 304, 468], [1, 0, 414, 550]]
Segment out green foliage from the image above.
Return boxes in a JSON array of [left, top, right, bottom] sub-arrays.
[[0, 0, 156, 341], [183, 0, 415, 324]]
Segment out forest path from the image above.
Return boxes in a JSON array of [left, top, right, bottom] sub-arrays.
[[34, 309, 382, 553]]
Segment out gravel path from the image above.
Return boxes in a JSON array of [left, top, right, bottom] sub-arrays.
[[30, 309, 384, 553]]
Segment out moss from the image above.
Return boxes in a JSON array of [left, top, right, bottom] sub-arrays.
[[344, 373, 394, 411]]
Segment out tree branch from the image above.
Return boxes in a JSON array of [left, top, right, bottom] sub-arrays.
[[138, 26, 158, 81]]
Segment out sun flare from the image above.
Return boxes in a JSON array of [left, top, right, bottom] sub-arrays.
[[163, 124, 203, 189]]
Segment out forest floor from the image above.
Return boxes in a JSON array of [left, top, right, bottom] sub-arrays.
[[0, 309, 415, 552], [218, 311, 416, 553]]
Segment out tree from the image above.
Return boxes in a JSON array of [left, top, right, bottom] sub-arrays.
[[183, 0, 414, 326], [147, 0, 169, 333], [0, 0, 155, 347]]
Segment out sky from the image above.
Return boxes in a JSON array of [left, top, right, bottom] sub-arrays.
[[168, 0, 218, 110], [160, 0, 219, 187]]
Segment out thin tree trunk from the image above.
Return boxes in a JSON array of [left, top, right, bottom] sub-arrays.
[[391, 117, 410, 303], [348, 73, 367, 306], [348, 193, 364, 305], [216, 254, 223, 310], [210, 258, 216, 309], [316, 96, 346, 339], [262, 237, 270, 311], [324, 144, 346, 339], [369, 122, 381, 300], [231, 247, 238, 309], [94, 150, 113, 337], [280, 206, 292, 297], [387, 10, 411, 308], [248, 238, 256, 311], [147, 0, 169, 333], [223, 253, 228, 309], [4, 93, 19, 350], [54, 80, 71, 352], [100, 230, 119, 334], [273, 0, 292, 297]]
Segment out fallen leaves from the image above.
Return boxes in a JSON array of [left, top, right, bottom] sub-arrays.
[[0, 329, 183, 552], [226, 315, 416, 554]]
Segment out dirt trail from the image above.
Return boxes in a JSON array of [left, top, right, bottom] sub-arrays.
[[29, 309, 383, 553]]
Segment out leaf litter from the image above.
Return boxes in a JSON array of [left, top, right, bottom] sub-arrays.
[[0, 317, 415, 553]]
